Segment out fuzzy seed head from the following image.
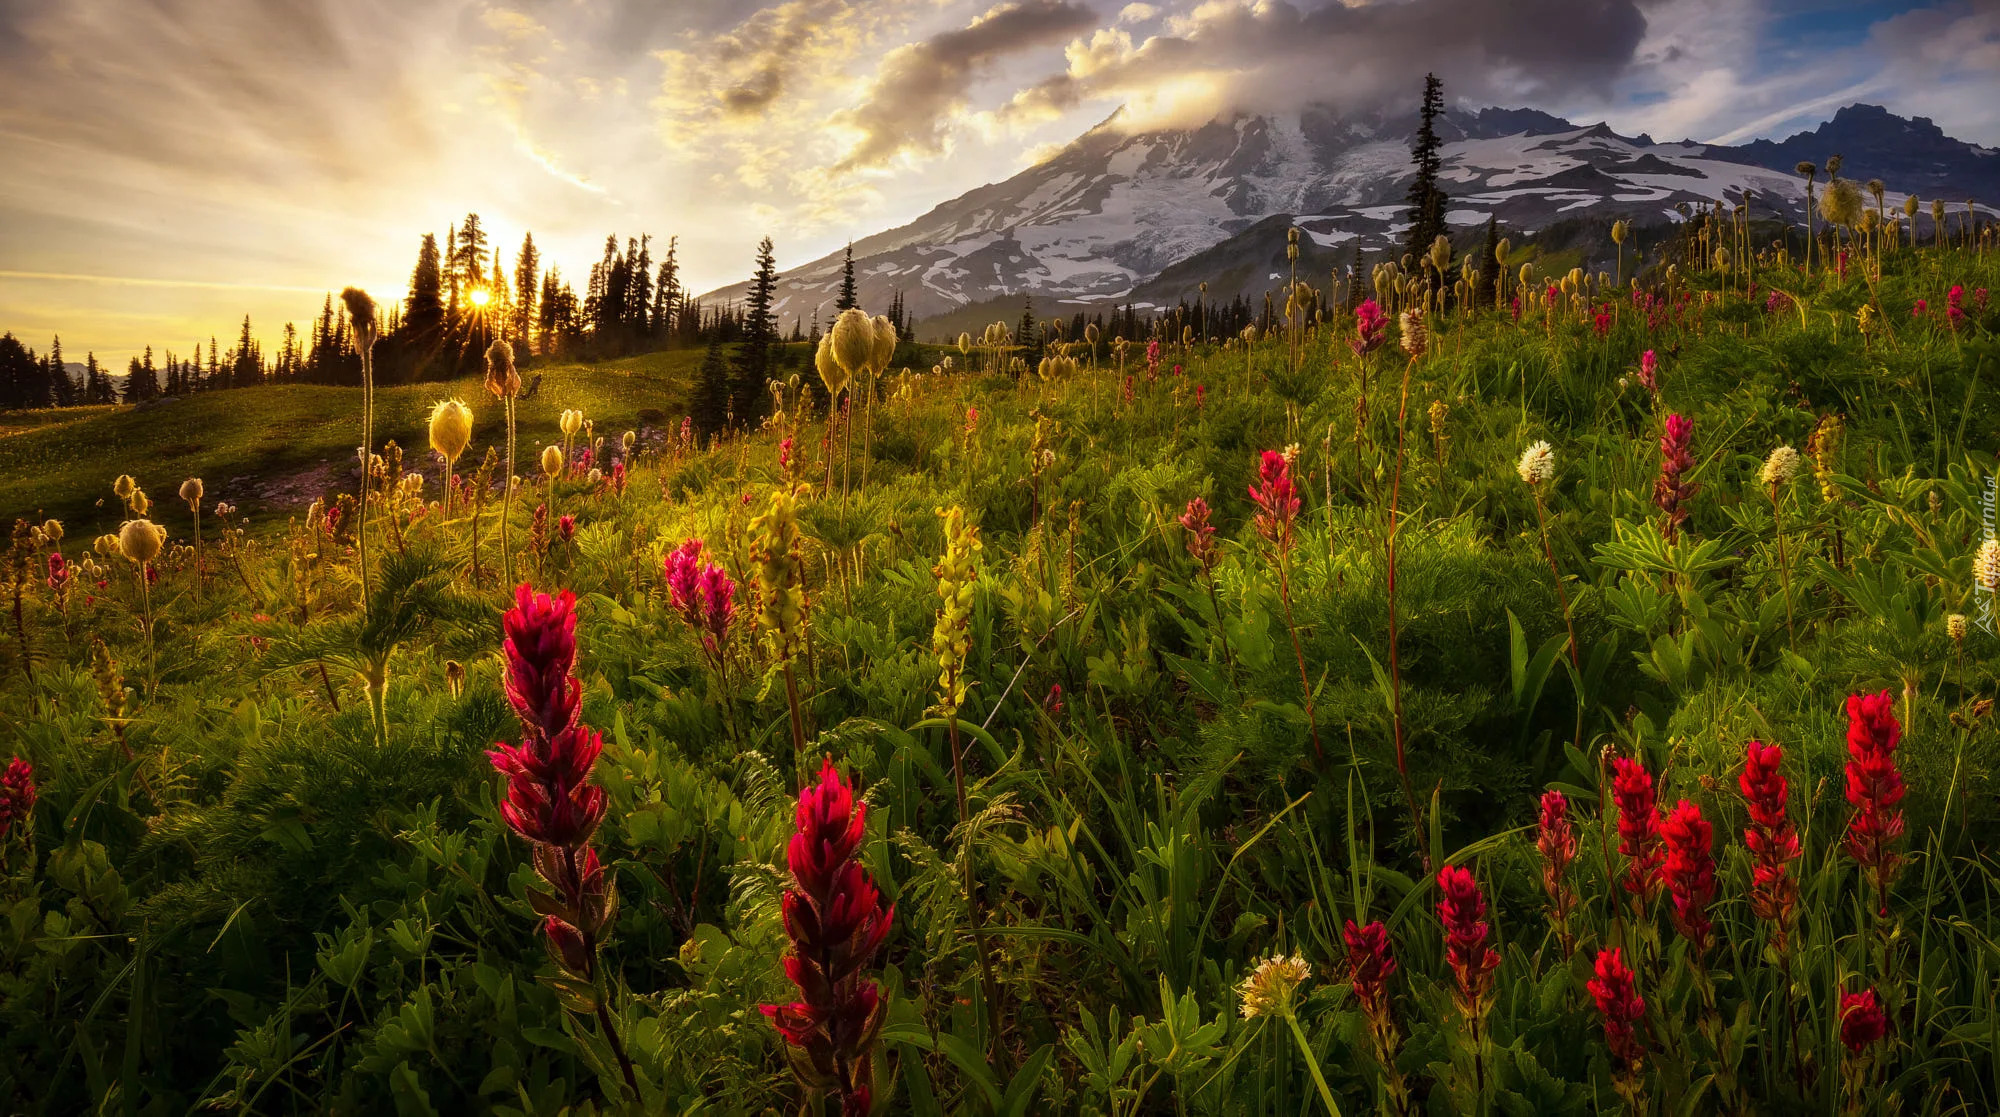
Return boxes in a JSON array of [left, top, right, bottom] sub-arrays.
[[484, 340, 520, 398], [117, 519, 165, 565], [830, 308, 874, 378], [540, 444, 564, 478], [870, 315, 897, 375], [429, 399, 474, 463], [559, 409, 583, 439], [179, 478, 203, 505]]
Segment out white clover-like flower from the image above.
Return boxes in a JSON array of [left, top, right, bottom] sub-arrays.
[[1946, 614, 1967, 642], [1517, 441, 1556, 487], [1761, 446, 1801, 487], [1239, 953, 1313, 1019]]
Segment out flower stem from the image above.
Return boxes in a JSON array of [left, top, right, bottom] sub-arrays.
[[1282, 1014, 1343, 1117]]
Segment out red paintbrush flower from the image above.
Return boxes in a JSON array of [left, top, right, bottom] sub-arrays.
[[1839, 989, 1887, 1054], [762, 757, 893, 1117], [1350, 298, 1388, 357], [487, 584, 617, 1015], [1612, 757, 1664, 903], [499, 583, 581, 742], [1652, 413, 1697, 540], [1589, 947, 1647, 1068], [1343, 918, 1397, 1018], [1661, 799, 1716, 954], [0, 756, 34, 839], [1536, 790, 1579, 930], [1842, 690, 1905, 911], [1249, 450, 1300, 551], [1180, 497, 1218, 574], [1739, 739, 1800, 948], [1436, 865, 1500, 1020]]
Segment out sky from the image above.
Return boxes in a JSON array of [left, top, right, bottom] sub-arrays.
[[0, 0, 1994, 365]]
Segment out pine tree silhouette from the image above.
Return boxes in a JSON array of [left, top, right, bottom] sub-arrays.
[[836, 244, 858, 311], [729, 236, 779, 428], [691, 334, 731, 440], [1403, 73, 1449, 280]]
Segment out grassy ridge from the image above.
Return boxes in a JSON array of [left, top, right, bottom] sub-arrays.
[[0, 348, 707, 536]]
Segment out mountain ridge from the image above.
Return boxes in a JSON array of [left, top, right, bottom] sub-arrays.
[[702, 102, 1997, 333]]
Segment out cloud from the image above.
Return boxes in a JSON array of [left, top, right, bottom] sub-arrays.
[[832, 0, 1098, 171], [1004, 0, 1653, 130]]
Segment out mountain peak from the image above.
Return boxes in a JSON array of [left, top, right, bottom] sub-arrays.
[[701, 101, 1994, 333]]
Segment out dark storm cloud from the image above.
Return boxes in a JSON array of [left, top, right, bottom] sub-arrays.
[[832, 0, 1099, 170]]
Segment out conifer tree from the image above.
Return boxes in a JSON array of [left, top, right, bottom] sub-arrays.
[[1403, 73, 1449, 282], [83, 352, 107, 404], [46, 335, 74, 406], [729, 237, 779, 427], [836, 244, 858, 311], [691, 333, 731, 440], [503, 233, 534, 354], [653, 237, 680, 345]]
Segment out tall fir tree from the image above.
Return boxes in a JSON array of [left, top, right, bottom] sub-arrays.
[[652, 237, 680, 345], [46, 335, 74, 406], [690, 334, 731, 440], [729, 236, 779, 427], [402, 234, 446, 378], [512, 233, 539, 353], [836, 243, 858, 311], [1403, 73, 1449, 278], [83, 352, 108, 404]]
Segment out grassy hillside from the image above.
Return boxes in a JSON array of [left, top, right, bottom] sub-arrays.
[[0, 347, 707, 537]]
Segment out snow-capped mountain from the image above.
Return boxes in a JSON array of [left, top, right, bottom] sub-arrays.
[[702, 103, 1997, 331]]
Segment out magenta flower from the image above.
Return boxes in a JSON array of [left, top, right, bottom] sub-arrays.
[[1350, 298, 1388, 357], [1741, 739, 1800, 949], [1589, 948, 1646, 1069], [1612, 757, 1664, 903], [1343, 918, 1398, 1019], [1248, 450, 1300, 551], [1636, 350, 1659, 395], [0, 756, 35, 839], [1437, 865, 1500, 1019], [1537, 790, 1578, 930], [1652, 413, 1697, 541]]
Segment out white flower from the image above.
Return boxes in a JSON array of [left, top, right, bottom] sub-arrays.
[[1760, 446, 1801, 487], [1239, 954, 1313, 1019], [1516, 441, 1556, 487]]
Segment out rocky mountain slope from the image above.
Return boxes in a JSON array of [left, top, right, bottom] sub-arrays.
[[704, 103, 1996, 330]]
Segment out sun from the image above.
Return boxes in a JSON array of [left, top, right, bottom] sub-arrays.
[[468, 288, 492, 308]]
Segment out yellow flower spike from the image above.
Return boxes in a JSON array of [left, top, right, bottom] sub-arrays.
[[930, 505, 983, 720]]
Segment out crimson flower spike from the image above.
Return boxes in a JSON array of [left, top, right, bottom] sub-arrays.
[[1248, 450, 1300, 551], [0, 756, 35, 841], [1652, 412, 1697, 541], [1436, 865, 1500, 1021], [1843, 690, 1905, 915], [1661, 799, 1716, 955], [1739, 739, 1801, 950], [1611, 757, 1665, 906], [1589, 947, 1647, 1072], [1536, 790, 1579, 941], [485, 584, 634, 1091], [762, 757, 893, 1117]]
